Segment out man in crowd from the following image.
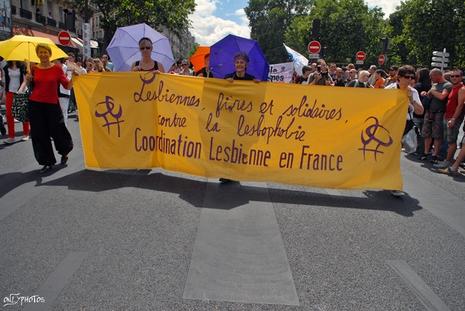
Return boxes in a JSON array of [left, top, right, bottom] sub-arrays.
[[334, 67, 347, 87], [346, 70, 372, 88], [421, 69, 452, 162], [346, 68, 357, 84], [308, 59, 334, 86], [385, 66, 398, 87], [295, 66, 312, 84], [368, 65, 377, 86], [178, 59, 193, 75], [101, 54, 113, 71], [434, 69, 464, 169], [329, 63, 337, 80]]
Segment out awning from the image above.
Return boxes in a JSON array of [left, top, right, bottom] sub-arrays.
[[71, 37, 99, 49]]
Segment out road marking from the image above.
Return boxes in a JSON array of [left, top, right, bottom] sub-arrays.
[[386, 260, 451, 311], [183, 183, 299, 306], [403, 170, 465, 238], [23, 252, 88, 311]]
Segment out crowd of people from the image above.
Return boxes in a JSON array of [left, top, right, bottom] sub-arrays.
[[0, 38, 464, 181], [291, 59, 465, 178]]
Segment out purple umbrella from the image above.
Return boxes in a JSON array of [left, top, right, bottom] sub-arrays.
[[107, 23, 174, 72], [210, 34, 269, 81]]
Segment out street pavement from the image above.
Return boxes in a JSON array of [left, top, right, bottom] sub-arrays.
[[1, 115, 465, 311]]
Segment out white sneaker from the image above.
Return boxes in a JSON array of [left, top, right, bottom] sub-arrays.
[[390, 190, 404, 197], [433, 160, 450, 169], [21, 135, 30, 141], [3, 138, 15, 144]]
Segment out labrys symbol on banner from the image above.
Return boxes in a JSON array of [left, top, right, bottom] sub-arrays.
[[359, 116, 393, 161], [95, 96, 125, 138]]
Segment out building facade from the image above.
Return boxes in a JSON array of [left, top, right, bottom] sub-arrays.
[[10, 0, 98, 58]]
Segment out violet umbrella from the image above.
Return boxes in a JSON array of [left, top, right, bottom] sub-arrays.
[[106, 23, 174, 72], [210, 34, 269, 81]]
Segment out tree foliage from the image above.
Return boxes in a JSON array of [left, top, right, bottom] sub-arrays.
[[388, 0, 465, 68], [71, 0, 195, 48], [245, 0, 314, 63], [284, 0, 386, 65]]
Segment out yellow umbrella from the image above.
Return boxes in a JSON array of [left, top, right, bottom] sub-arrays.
[[0, 35, 68, 63]]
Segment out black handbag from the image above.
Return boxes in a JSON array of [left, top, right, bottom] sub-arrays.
[[12, 91, 30, 123]]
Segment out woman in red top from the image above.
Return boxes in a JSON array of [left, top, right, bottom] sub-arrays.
[[25, 43, 76, 173]]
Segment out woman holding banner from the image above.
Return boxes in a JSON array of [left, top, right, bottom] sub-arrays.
[[385, 65, 424, 196], [219, 52, 257, 184], [224, 52, 255, 81], [131, 37, 165, 73], [25, 43, 77, 173]]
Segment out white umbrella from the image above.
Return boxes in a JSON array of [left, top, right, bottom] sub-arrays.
[[107, 23, 175, 72]]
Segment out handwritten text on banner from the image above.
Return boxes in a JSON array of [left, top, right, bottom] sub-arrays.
[[74, 73, 408, 190]]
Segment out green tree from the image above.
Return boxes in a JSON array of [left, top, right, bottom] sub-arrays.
[[245, 0, 314, 63], [71, 0, 195, 48], [388, 0, 465, 68], [284, 0, 386, 65]]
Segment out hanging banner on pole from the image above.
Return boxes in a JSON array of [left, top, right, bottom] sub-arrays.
[[74, 73, 408, 190]]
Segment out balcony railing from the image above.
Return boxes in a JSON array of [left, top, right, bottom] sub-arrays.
[[36, 14, 46, 25], [47, 18, 57, 27], [20, 8, 33, 20]]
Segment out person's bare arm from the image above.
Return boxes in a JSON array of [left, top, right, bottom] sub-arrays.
[[429, 87, 450, 100], [448, 87, 465, 128]]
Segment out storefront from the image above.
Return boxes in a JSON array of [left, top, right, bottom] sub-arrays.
[[0, 0, 12, 40]]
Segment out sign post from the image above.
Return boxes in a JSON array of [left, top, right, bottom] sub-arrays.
[[83, 23, 91, 58], [356, 51, 366, 65], [431, 48, 449, 71], [58, 31, 71, 46], [307, 40, 321, 59]]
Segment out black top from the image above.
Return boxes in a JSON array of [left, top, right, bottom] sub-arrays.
[[224, 72, 255, 81], [346, 80, 370, 88], [3, 63, 25, 92], [135, 60, 159, 71], [197, 67, 213, 78]]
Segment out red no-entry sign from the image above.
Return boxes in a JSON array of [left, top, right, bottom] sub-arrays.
[[58, 31, 71, 46], [307, 41, 321, 54], [356, 51, 366, 61]]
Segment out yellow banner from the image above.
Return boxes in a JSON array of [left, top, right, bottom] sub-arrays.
[[74, 72, 408, 190]]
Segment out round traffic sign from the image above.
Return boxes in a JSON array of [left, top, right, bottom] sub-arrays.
[[307, 41, 321, 54], [356, 51, 366, 61], [378, 54, 386, 66], [58, 31, 71, 46]]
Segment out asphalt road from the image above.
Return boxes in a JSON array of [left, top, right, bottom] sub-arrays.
[[1, 115, 464, 311]]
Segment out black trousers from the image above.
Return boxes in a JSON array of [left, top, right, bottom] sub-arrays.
[[28, 101, 73, 166]]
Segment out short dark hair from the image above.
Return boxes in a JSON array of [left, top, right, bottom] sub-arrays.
[[450, 68, 463, 76], [233, 51, 249, 63], [138, 37, 152, 46], [389, 65, 399, 71], [302, 66, 311, 74], [398, 65, 415, 77], [376, 69, 387, 78]]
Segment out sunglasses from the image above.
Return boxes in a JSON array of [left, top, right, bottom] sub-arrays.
[[140, 46, 151, 50], [450, 75, 462, 78]]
